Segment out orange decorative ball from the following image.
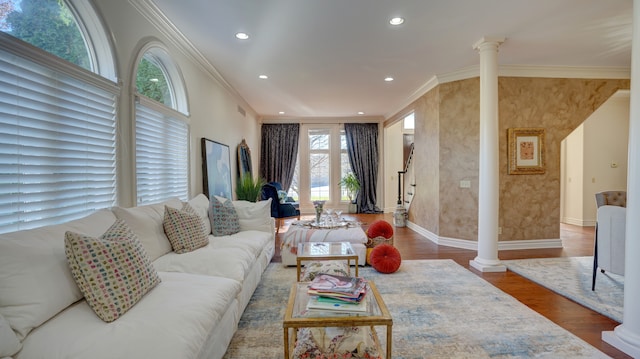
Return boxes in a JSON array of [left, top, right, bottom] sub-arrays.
[[370, 244, 401, 274], [367, 220, 393, 239]]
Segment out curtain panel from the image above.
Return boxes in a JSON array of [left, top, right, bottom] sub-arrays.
[[344, 123, 382, 214], [259, 123, 300, 192]]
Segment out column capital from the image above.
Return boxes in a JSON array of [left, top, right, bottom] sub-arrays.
[[473, 36, 506, 51]]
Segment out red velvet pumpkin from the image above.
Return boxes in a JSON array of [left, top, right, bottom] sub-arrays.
[[370, 244, 401, 274], [367, 220, 393, 239]]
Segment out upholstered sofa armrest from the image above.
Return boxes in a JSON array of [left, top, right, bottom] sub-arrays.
[[596, 205, 626, 275]]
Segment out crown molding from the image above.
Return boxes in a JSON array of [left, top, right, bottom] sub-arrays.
[[385, 64, 630, 121], [128, 0, 256, 117], [498, 65, 630, 79]]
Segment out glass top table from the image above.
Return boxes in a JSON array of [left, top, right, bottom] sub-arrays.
[[296, 242, 359, 281], [282, 280, 392, 358]]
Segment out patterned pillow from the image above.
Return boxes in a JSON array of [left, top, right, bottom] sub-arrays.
[[163, 204, 209, 253], [209, 196, 240, 236], [64, 219, 161, 322]]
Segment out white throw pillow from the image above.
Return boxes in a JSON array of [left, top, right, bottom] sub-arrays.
[[111, 198, 182, 261], [0, 209, 117, 340], [0, 313, 21, 357], [233, 198, 273, 232], [187, 194, 212, 234]]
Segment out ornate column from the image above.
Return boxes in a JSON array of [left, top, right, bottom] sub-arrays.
[[470, 37, 506, 273], [602, 1, 640, 356]]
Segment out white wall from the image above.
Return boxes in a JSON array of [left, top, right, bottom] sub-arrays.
[[562, 125, 585, 225], [583, 92, 630, 220], [93, 0, 262, 207], [383, 120, 404, 212], [561, 91, 630, 226]]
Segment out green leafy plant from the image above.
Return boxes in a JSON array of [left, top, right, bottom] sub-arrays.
[[236, 173, 266, 202], [339, 172, 360, 204]]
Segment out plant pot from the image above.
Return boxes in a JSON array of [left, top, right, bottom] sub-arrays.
[[348, 202, 357, 214]]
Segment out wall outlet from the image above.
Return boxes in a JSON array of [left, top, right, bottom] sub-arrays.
[[498, 227, 502, 235], [459, 180, 471, 188]]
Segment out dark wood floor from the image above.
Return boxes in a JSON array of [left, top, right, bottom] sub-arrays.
[[273, 213, 630, 359]]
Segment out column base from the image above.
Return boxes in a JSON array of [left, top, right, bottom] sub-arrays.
[[603, 325, 640, 358], [469, 258, 506, 273]]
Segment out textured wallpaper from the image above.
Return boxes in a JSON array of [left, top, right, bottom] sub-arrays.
[[408, 77, 629, 242]]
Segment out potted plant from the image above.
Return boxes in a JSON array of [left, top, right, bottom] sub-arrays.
[[236, 173, 266, 202], [339, 172, 360, 213]]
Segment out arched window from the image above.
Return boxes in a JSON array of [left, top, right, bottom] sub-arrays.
[[0, 0, 118, 234], [134, 44, 190, 204]]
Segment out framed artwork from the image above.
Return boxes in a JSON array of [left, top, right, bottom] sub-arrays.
[[201, 138, 232, 199], [237, 139, 253, 178], [507, 128, 545, 175]]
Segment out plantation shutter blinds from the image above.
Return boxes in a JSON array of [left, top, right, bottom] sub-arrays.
[[0, 49, 118, 234], [135, 96, 189, 205]]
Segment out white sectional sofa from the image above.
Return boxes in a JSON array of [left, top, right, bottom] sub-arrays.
[[0, 194, 275, 359]]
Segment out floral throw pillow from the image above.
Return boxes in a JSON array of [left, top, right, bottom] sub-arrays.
[[209, 196, 240, 236], [163, 204, 209, 253], [64, 219, 161, 322]]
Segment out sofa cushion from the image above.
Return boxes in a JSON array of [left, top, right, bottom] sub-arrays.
[[209, 196, 240, 236], [208, 230, 273, 259], [0, 313, 21, 357], [16, 272, 241, 359], [153, 244, 254, 283], [0, 209, 117, 340], [111, 198, 182, 261], [163, 204, 209, 253], [65, 219, 161, 322], [187, 193, 212, 235], [233, 198, 273, 233]]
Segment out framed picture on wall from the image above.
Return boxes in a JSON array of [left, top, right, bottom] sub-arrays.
[[201, 138, 233, 199], [507, 128, 545, 175]]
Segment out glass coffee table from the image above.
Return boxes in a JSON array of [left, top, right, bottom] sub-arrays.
[[282, 280, 392, 358], [296, 242, 359, 281]]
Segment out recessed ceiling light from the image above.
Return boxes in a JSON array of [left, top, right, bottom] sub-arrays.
[[235, 32, 249, 40], [389, 17, 404, 26], [384, 77, 394, 82], [279, 111, 285, 115], [358, 111, 365, 115], [258, 75, 268, 79]]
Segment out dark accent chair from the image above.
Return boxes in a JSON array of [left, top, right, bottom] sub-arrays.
[[260, 182, 300, 233]]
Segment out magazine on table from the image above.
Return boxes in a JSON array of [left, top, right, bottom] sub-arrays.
[[306, 295, 368, 313], [307, 272, 367, 301]]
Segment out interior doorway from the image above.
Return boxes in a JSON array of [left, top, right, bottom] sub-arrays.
[[560, 90, 629, 227]]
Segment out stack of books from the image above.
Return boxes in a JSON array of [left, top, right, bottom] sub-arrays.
[[306, 273, 368, 313]]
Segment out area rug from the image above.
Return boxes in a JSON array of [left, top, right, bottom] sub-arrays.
[[504, 256, 624, 323], [223, 259, 610, 358]]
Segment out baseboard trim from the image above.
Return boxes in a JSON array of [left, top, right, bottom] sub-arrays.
[[406, 221, 563, 251], [562, 217, 596, 227]]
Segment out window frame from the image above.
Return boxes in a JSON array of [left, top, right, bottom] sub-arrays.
[[133, 43, 190, 205], [0, 3, 119, 234], [297, 124, 349, 212]]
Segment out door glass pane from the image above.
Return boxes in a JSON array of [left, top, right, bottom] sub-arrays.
[[309, 129, 331, 201], [309, 129, 330, 150], [310, 153, 329, 201]]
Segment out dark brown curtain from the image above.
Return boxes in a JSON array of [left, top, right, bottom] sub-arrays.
[[259, 123, 300, 192], [344, 123, 382, 213]]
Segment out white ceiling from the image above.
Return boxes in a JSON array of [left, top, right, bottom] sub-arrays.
[[149, 0, 632, 120]]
